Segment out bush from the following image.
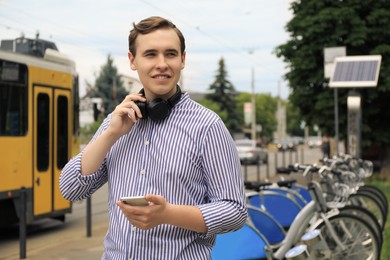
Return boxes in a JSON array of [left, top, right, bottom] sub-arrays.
[[80, 119, 103, 144]]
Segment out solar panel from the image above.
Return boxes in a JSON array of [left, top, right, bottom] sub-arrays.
[[329, 55, 382, 87]]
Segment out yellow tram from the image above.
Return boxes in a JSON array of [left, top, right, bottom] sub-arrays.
[[0, 36, 79, 226]]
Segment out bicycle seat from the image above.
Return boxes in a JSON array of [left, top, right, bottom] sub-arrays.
[[245, 181, 273, 191], [277, 179, 297, 188]]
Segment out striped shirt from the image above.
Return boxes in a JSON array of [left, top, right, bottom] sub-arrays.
[[60, 92, 247, 260]]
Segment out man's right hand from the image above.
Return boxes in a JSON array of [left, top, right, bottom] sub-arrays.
[[108, 93, 146, 138]]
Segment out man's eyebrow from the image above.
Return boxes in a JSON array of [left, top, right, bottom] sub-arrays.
[[165, 48, 179, 53], [141, 48, 179, 55], [142, 49, 157, 55]]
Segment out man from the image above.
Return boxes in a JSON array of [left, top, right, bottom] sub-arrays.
[[321, 134, 331, 158], [60, 16, 247, 259]]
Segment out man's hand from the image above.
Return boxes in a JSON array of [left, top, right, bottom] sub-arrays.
[[108, 93, 146, 138], [116, 194, 168, 230], [116, 194, 207, 233]]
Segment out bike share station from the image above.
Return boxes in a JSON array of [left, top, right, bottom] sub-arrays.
[[325, 47, 382, 158], [283, 49, 382, 259]]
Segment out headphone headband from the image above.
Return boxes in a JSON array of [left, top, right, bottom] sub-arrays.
[[136, 85, 182, 121], [166, 85, 182, 108]]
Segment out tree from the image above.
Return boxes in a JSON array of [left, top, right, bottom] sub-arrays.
[[197, 99, 228, 123], [286, 100, 304, 137], [207, 57, 240, 133], [275, 0, 390, 172], [235, 93, 278, 141], [89, 55, 128, 117]]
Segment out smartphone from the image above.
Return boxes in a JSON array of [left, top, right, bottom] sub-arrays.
[[120, 196, 149, 206]]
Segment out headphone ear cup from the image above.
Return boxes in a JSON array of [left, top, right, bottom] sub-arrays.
[[148, 98, 170, 121], [134, 101, 148, 119]]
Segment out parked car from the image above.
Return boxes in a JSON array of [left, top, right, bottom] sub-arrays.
[[292, 136, 304, 145], [307, 136, 322, 148], [235, 139, 268, 165], [275, 138, 297, 151]]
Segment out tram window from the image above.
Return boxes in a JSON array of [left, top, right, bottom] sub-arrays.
[[0, 62, 28, 136], [37, 93, 50, 171], [73, 75, 80, 136], [57, 95, 68, 169]]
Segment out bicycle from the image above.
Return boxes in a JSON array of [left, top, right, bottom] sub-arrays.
[[212, 159, 382, 259], [249, 163, 381, 259], [320, 155, 387, 229]]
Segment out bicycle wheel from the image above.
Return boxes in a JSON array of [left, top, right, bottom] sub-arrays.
[[313, 213, 380, 260], [358, 185, 388, 217], [339, 205, 383, 245], [348, 192, 386, 230], [357, 189, 388, 225]]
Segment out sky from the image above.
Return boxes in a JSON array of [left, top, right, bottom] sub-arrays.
[[0, 0, 293, 99]]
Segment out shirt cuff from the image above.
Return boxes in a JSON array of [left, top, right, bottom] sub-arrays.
[[197, 203, 223, 238], [72, 152, 106, 186]]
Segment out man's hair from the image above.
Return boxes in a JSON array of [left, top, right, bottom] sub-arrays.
[[128, 16, 185, 56]]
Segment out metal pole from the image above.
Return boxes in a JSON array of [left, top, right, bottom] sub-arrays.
[[274, 152, 278, 173], [266, 158, 270, 181], [86, 197, 92, 237], [334, 88, 339, 155], [251, 67, 256, 141], [243, 162, 248, 182], [19, 187, 27, 259]]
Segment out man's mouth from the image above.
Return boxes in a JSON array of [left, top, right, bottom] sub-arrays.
[[153, 75, 171, 79]]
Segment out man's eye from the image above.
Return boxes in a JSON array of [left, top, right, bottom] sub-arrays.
[[166, 52, 177, 57]]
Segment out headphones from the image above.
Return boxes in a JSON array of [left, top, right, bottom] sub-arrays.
[[134, 85, 182, 122]]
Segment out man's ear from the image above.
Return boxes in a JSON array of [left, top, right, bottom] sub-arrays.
[[181, 51, 186, 70], [128, 51, 136, 71]]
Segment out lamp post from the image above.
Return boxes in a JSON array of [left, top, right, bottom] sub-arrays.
[[251, 67, 256, 141]]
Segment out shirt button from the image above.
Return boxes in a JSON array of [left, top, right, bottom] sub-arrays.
[[132, 226, 137, 232], [144, 139, 149, 146], [140, 169, 145, 175]]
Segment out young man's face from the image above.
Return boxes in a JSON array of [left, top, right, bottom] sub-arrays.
[[128, 28, 185, 100]]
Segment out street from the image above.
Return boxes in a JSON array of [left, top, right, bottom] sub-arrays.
[[0, 145, 325, 260], [242, 144, 324, 184]]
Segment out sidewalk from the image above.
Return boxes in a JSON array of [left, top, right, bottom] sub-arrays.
[[1, 224, 106, 260]]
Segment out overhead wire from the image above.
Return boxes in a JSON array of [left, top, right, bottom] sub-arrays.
[[138, 0, 283, 76]]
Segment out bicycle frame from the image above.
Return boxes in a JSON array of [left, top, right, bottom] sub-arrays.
[[272, 181, 343, 259], [272, 200, 317, 259]]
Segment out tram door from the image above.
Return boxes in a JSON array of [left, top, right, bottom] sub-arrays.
[[33, 86, 71, 216]]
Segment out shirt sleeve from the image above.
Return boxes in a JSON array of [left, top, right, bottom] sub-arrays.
[[59, 117, 110, 201], [197, 119, 247, 238]]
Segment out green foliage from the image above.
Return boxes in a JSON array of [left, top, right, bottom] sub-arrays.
[[88, 55, 128, 117], [80, 119, 103, 144], [367, 178, 390, 260], [197, 99, 228, 122], [275, 0, 390, 153], [235, 92, 278, 139], [207, 57, 240, 133], [286, 101, 304, 136], [200, 92, 278, 140]]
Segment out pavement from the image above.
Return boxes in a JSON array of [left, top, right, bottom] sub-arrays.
[[0, 222, 106, 260]]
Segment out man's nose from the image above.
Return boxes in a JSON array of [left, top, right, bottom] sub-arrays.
[[156, 54, 168, 69]]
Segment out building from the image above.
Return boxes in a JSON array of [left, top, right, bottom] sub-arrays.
[[120, 74, 143, 94], [79, 75, 142, 127]]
